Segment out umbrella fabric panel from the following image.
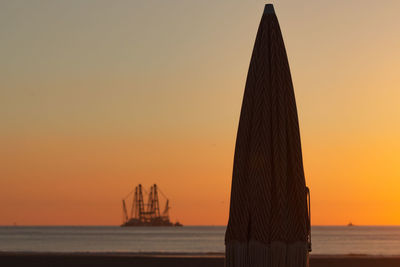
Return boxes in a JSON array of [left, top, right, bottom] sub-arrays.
[[225, 5, 309, 265], [226, 240, 308, 267]]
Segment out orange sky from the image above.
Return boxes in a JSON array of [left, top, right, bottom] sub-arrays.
[[1, 0, 400, 226]]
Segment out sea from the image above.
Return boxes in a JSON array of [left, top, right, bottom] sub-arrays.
[[1, 226, 400, 255]]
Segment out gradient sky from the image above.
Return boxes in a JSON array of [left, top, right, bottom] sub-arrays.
[[1, 0, 400, 226]]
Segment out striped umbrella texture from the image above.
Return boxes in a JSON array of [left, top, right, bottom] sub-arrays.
[[225, 4, 310, 267]]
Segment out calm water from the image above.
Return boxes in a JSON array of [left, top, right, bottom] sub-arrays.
[[1, 226, 400, 255]]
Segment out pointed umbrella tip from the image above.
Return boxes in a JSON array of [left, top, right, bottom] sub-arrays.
[[263, 4, 275, 15]]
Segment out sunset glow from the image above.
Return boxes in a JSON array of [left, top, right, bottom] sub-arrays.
[[1, 0, 400, 226]]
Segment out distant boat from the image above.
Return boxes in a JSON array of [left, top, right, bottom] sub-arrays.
[[121, 184, 183, 227], [347, 222, 355, 227]]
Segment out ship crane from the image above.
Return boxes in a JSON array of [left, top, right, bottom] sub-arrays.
[[121, 183, 182, 227], [122, 189, 134, 225], [122, 199, 128, 223], [158, 188, 170, 219], [162, 199, 170, 219]]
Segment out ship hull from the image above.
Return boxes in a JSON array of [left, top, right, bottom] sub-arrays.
[[121, 218, 183, 227]]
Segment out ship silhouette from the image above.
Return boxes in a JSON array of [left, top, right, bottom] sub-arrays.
[[121, 184, 182, 227]]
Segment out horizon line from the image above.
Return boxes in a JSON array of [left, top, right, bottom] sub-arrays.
[[2, 224, 400, 227]]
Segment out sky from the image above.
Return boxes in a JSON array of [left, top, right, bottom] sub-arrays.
[[1, 0, 400, 226]]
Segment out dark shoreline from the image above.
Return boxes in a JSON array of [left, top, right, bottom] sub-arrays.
[[2, 252, 400, 267]]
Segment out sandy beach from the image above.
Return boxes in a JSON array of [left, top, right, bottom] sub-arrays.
[[1, 253, 400, 267]]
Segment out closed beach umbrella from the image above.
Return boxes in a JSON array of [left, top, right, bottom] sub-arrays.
[[225, 4, 311, 267]]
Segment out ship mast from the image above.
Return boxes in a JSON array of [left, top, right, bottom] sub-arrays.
[[130, 186, 137, 219], [138, 184, 145, 222], [153, 184, 161, 218]]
